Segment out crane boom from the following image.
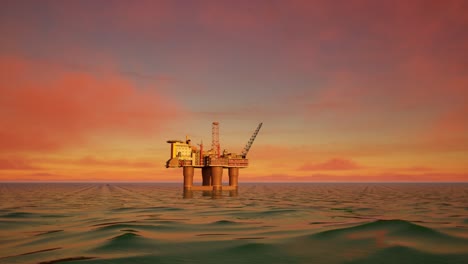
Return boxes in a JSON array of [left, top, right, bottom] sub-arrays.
[[241, 123, 263, 158]]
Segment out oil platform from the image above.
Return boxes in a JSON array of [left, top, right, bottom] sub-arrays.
[[166, 122, 262, 195]]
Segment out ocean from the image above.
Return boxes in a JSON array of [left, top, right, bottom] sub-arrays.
[[0, 183, 467, 264]]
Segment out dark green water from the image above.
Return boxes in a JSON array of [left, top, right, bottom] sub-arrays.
[[0, 183, 467, 264]]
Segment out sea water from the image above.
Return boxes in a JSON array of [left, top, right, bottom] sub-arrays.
[[0, 183, 467, 264]]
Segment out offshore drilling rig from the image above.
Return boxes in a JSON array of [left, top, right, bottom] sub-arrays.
[[166, 122, 262, 195]]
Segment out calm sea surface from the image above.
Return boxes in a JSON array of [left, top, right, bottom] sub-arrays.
[[0, 183, 467, 264]]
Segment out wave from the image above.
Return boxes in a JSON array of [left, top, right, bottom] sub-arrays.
[[93, 223, 177, 232], [280, 219, 468, 262], [345, 245, 468, 264], [1, 183, 466, 264], [312, 219, 468, 243], [38, 256, 96, 264], [211, 220, 242, 225], [0, 212, 71, 218], [1, 212, 37, 218], [92, 232, 155, 252]]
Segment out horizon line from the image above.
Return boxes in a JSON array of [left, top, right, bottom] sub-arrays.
[[1, 181, 467, 184]]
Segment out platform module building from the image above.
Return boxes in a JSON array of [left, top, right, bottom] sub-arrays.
[[166, 122, 262, 193]]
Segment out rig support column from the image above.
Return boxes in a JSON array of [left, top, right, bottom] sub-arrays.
[[228, 167, 239, 188], [183, 166, 194, 190], [211, 166, 223, 191], [202, 167, 212, 186]]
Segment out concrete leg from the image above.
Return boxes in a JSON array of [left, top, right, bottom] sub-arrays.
[[228, 167, 239, 188], [183, 166, 194, 190], [211, 166, 223, 191], [202, 167, 212, 186]]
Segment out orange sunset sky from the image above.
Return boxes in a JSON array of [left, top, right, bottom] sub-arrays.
[[1, 0, 467, 182]]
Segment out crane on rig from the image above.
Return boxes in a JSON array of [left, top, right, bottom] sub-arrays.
[[241, 122, 263, 158]]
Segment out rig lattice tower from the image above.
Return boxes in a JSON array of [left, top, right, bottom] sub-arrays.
[[212, 122, 220, 158]]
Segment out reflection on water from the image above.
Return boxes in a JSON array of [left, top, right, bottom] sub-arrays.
[[0, 183, 467, 263], [184, 189, 238, 199]]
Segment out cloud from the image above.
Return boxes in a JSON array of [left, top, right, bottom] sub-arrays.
[[74, 156, 155, 168], [299, 158, 362, 171], [33, 155, 158, 169], [246, 172, 468, 182], [397, 166, 434, 172], [0, 55, 183, 152], [429, 105, 468, 143], [0, 172, 67, 181], [0, 157, 39, 170], [196, 1, 277, 36], [282, 1, 468, 115], [248, 145, 315, 162]]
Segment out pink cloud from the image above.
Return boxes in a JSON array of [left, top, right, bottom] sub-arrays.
[[399, 166, 434, 172], [76, 156, 155, 168], [44, 1, 175, 36], [299, 158, 362, 171], [429, 105, 468, 143], [196, 1, 276, 36], [246, 172, 468, 182], [0, 157, 39, 170], [0, 55, 184, 152]]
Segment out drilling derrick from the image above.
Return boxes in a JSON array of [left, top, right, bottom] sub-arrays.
[[166, 122, 262, 197], [212, 122, 220, 158]]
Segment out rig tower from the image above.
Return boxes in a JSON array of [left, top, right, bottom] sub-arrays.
[[166, 122, 262, 196]]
